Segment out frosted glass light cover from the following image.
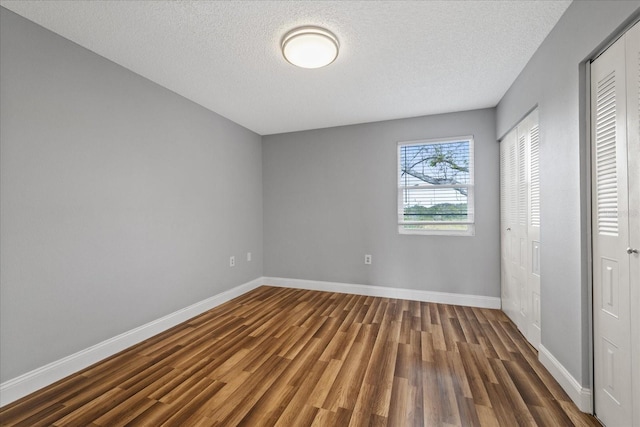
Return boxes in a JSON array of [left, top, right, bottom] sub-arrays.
[[282, 27, 339, 69]]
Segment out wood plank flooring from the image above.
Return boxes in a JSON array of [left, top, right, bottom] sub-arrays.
[[0, 286, 601, 426]]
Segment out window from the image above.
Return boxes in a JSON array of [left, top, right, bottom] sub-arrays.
[[398, 136, 474, 236]]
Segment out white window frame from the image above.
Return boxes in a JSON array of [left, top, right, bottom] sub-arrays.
[[397, 136, 475, 236]]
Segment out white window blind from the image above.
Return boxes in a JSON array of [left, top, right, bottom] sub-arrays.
[[398, 136, 474, 236]]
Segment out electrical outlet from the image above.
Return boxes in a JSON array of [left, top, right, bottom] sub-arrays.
[[364, 254, 372, 265], [247, 252, 252, 262], [229, 256, 235, 267]]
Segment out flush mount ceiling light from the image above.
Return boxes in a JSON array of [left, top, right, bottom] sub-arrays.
[[281, 26, 339, 69]]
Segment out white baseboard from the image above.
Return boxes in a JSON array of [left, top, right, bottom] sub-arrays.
[[0, 277, 263, 407], [539, 344, 593, 413], [0, 276, 500, 407], [263, 277, 501, 309]]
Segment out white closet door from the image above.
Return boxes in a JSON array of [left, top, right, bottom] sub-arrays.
[[625, 21, 640, 427], [500, 109, 539, 346], [514, 128, 529, 334], [500, 131, 521, 327], [591, 21, 638, 427], [525, 112, 541, 350]]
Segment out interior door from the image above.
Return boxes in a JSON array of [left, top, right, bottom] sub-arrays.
[[500, 110, 539, 348], [500, 130, 523, 329], [525, 112, 541, 350], [591, 21, 639, 427], [514, 127, 529, 335], [625, 22, 640, 427]]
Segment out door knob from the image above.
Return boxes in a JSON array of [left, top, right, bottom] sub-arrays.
[[627, 247, 639, 254]]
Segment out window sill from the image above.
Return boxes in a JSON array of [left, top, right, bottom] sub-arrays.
[[398, 226, 475, 237]]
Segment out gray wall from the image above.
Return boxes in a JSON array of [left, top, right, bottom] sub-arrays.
[[263, 109, 500, 297], [0, 8, 263, 382], [496, 1, 639, 387]]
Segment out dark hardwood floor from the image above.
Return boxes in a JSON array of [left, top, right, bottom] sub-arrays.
[[0, 286, 601, 426]]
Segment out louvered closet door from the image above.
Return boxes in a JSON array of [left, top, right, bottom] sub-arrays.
[[625, 22, 640, 427], [500, 112, 537, 339], [514, 127, 529, 334], [591, 21, 638, 427], [525, 112, 541, 350], [500, 132, 520, 327]]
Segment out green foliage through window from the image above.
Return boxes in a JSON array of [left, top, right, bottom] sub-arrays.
[[403, 203, 468, 221]]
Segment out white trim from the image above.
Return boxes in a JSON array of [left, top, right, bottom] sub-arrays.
[[539, 344, 593, 413], [398, 226, 475, 237], [0, 276, 500, 407], [398, 134, 475, 147], [264, 277, 501, 309], [0, 277, 264, 407]]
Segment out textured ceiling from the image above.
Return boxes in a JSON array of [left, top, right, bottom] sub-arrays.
[[0, 1, 571, 135]]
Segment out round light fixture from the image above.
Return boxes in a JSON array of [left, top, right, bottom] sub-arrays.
[[282, 26, 339, 69]]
